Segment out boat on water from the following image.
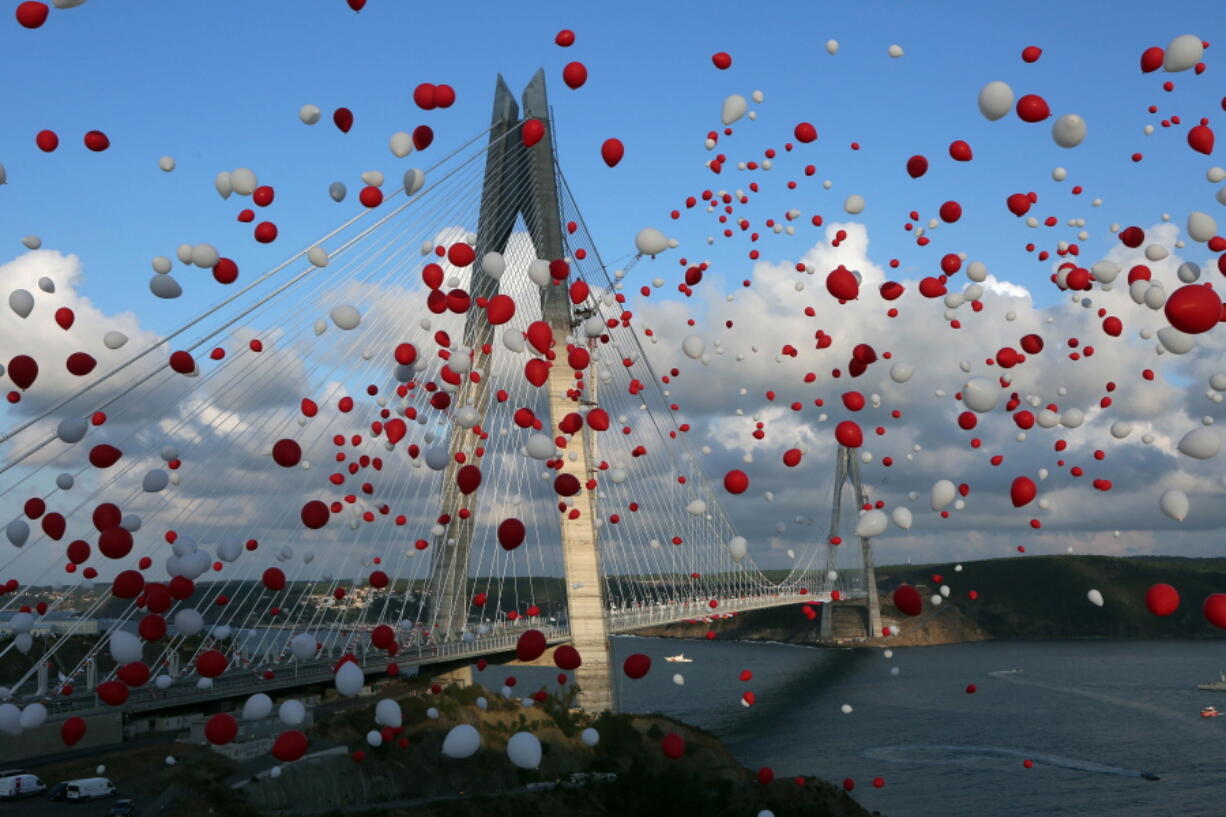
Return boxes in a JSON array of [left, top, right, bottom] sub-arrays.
[[664, 654, 693, 663], [1141, 772, 1161, 781], [1197, 672, 1226, 691], [1200, 706, 1219, 718]]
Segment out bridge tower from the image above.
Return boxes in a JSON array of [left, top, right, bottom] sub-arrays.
[[822, 445, 882, 638], [426, 71, 617, 712]]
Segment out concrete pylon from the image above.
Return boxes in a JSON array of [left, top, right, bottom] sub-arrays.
[[425, 72, 616, 712], [827, 446, 882, 638]]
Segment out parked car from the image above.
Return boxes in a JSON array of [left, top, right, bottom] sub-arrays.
[[48, 781, 69, 800], [108, 798, 137, 815], [0, 773, 46, 799], [64, 776, 116, 801]]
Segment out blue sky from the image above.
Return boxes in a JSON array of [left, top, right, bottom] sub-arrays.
[[0, 0, 1221, 332]]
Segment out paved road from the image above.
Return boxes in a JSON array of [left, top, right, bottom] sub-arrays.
[[0, 792, 135, 816]]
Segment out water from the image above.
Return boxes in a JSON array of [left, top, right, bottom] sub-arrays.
[[507, 638, 1226, 817]]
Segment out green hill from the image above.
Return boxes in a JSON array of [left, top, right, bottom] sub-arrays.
[[877, 555, 1226, 640]]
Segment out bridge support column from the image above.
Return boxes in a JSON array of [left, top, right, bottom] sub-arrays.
[[168, 652, 179, 678], [86, 658, 96, 691], [818, 601, 833, 640], [36, 661, 48, 696]]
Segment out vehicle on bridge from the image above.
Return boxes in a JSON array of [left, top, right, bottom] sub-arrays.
[[108, 798, 138, 815], [0, 773, 45, 799], [63, 777, 116, 801]]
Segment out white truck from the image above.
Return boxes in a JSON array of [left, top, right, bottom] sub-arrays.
[[0, 772, 46, 799], [65, 776, 116, 800]]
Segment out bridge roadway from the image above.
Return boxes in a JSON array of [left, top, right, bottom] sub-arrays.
[[34, 590, 856, 719]]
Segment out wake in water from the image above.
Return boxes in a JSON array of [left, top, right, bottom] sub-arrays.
[[988, 669, 1194, 725], [863, 744, 1156, 779]]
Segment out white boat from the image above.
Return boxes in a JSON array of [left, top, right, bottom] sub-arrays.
[[664, 654, 693, 663]]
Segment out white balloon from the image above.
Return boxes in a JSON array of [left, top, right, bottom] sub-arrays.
[[889, 362, 914, 383], [1157, 326, 1195, 355], [299, 104, 321, 125], [191, 243, 219, 268], [527, 259, 552, 287], [843, 194, 866, 215], [174, 608, 204, 636], [507, 732, 542, 769], [158, 156, 176, 172], [335, 661, 364, 696], [366, 730, 383, 748], [635, 228, 669, 256], [1178, 427, 1220, 459], [526, 434, 556, 460], [37, 276, 54, 293], [673, 673, 685, 685], [685, 499, 707, 515], [290, 633, 317, 661], [360, 170, 384, 187], [330, 305, 361, 330], [1160, 489, 1189, 522], [308, 246, 329, 267], [1051, 114, 1087, 148], [109, 630, 142, 665], [854, 509, 888, 538], [1164, 34, 1204, 72], [6, 519, 29, 547], [375, 699, 402, 728], [389, 132, 413, 158], [721, 94, 748, 125], [242, 693, 273, 721], [230, 168, 257, 196], [977, 81, 1014, 121], [8, 289, 34, 318], [580, 727, 600, 747], [1091, 260, 1119, 283], [727, 536, 748, 562], [215, 171, 233, 199], [962, 377, 1000, 412], [155, 674, 172, 689], [143, 469, 170, 493], [17, 703, 45, 731], [0, 704, 21, 736], [1087, 589, 1104, 607], [279, 699, 306, 726], [481, 252, 506, 280], [14, 634, 32, 654], [931, 480, 956, 511], [103, 331, 129, 350], [887, 44, 904, 58], [329, 182, 347, 202], [825, 39, 839, 55], [403, 168, 425, 196], [891, 506, 913, 530], [441, 724, 481, 758], [682, 335, 706, 360], [1187, 212, 1217, 243], [56, 473, 74, 490], [424, 447, 450, 470], [8, 611, 33, 634], [150, 275, 182, 299]]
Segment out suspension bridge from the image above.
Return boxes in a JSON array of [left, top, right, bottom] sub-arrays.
[[0, 71, 879, 740]]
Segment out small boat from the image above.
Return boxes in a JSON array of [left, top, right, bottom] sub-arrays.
[[664, 654, 693, 663], [1197, 672, 1226, 691], [1141, 772, 1160, 781], [1200, 706, 1219, 718]]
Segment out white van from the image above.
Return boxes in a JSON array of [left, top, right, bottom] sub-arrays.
[[0, 773, 46, 799], [65, 776, 116, 801]]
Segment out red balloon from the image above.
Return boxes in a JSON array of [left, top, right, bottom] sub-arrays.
[[254, 221, 278, 243], [835, 421, 863, 448], [213, 258, 238, 284], [1140, 46, 1164, 73], [272, 730, 308, 762], [97, 680, 129, 706], [1020, 333, 1044, 354], [138, 613, 166, 641], [794, 123, 818, 143], [112, 569, 144, 598], [826, 266, 859, 300], [1204, 594, 1226, 629], [586, 408, 610, 431], [41, 512, 65, 540], [88, 444, 122, 468], [526, 321, 554, 354], [782, 448, 802, 467], [347, 0, 366, 10], [939, 201, 962, 223], [1165, 284, 1222, 334], [83, 131, 110, 152], [623, 653, 651, 679], [1006, 193, 1031, 216], [413, 124, 434, 151], [252, 185, 275, 206], [555, 29, 575, 47], [371, 624, 395, 650], [448, 242, 475, 267], [196, 649, 228, 678], [7, 355, 38, 389], [61, 716, 86, 747], [485, 294, 515, 325], [54, 307, 74, 329], [522, 118, 545, 148], [301, 500, 330, 529], [66, 352, 96, 376], [562, 61, 588, 89], [1021, 45, 1042, 63], [66, 539, 91, 565], [169, 350, 195, 374], [1010, 476, 1037, 508], [1187, 125, 1215, 156], [893, 584, 923, 616], [554, 473, 581, 497], [905, 155, 928, 178], [553, 644, 581, 670], [1145, 583, 1180, 616], [205, 713, 238, 745], [723, 469, 749, 494], [333, 107, 354, 133], [272, 438, 302, 467], [413, 83, 436, 110], [394, 343, 417, 366], [1015, 94, 1051, 123], [433, 85, 456, 108], [15, 2, 48, 29], [359, 186, 383, 208], [498, 518, 526, 550], [516, 629, 548, 662], [117, 661, 150, 688], [600, 138, 625, 167], [948, 140, 973, 161], [456, 464, 482, 495], [263, 567, 286, 591], [661, 733, 685, 759], [35, 129, 58, 152], [525, 358, 550, 387], [712, 52, 732, 69]]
